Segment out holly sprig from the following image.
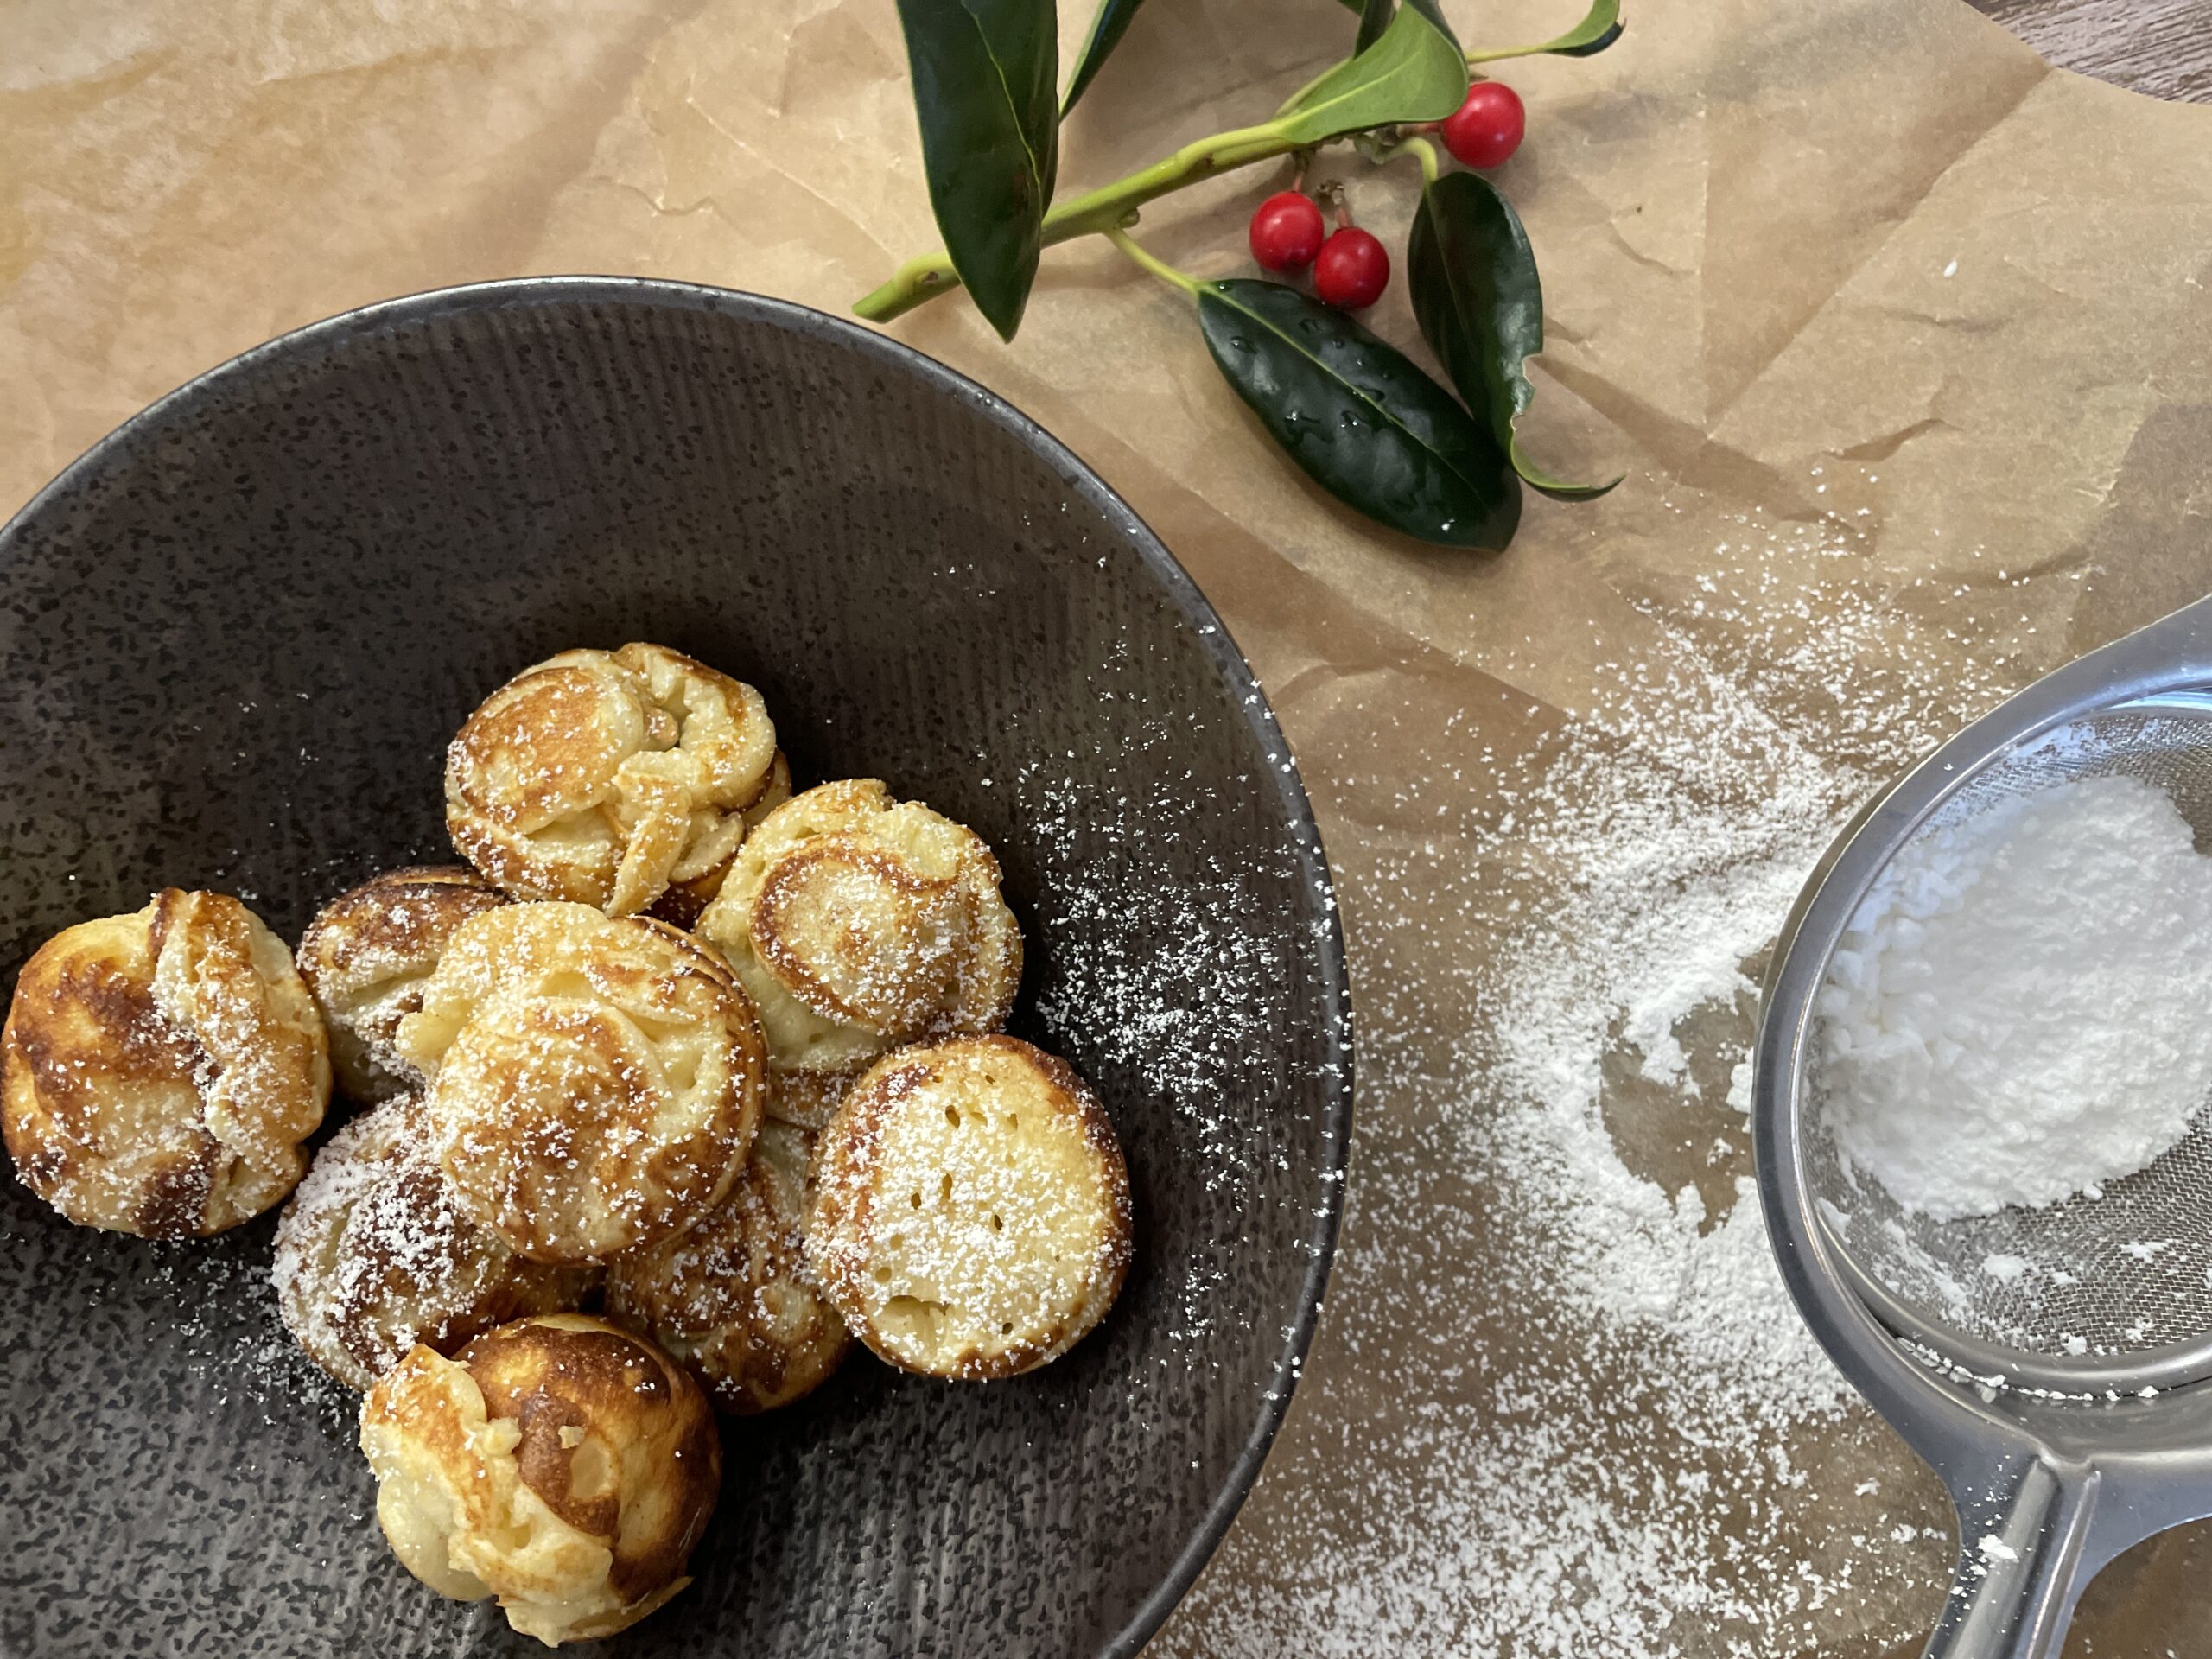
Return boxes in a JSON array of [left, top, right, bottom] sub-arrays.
[[856, 0, 1624, 550]]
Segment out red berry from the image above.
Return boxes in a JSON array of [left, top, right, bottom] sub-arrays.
[[1248, 190, 1325, 272], [1313, 227, 1389, 310], [1440, 81, 1525, 169]]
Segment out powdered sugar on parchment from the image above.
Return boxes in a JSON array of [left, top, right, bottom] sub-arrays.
[[1166, 507, 2031, 1656]]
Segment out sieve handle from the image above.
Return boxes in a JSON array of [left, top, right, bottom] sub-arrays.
[[1922, 1456, 2097, 1659]]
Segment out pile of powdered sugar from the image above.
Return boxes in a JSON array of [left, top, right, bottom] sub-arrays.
[[1819, 771, 2212, 1220], [1164, 507, 2028, 1658]]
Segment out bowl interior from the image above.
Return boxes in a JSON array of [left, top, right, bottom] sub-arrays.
[[0, 282, 1347, 1659]]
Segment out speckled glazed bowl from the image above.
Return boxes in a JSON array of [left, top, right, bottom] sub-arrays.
[[0, 279, 1349, 1658]]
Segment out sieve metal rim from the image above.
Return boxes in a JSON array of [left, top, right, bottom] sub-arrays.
[[1834, 1233, 2212, 1398], [1778, 685, 2212, 1398]]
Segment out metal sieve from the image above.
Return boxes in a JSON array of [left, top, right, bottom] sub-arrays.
[[1755, 594, 2212, 1659]]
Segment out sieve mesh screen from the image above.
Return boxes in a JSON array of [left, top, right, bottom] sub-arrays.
[[1808, 702, 2212, 1367]]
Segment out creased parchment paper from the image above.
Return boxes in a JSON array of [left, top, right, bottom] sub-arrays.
[[8, 1, 2212, 1651]]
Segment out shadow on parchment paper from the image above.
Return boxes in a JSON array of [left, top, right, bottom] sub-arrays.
[[2054, 403, 2212, 1653], [2065, 1522, 2212, 1657], [2063, 402, 2212, 655]]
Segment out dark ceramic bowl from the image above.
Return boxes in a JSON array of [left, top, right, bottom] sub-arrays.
[[0, 279, 1349, 1657]]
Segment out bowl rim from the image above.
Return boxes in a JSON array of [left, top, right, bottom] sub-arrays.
[[0, 274, 1355, 1659]]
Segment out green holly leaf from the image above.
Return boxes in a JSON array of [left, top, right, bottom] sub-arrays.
[[1061, 0, 1147, 115], [1539, 0, 1623, 56], [1354, 0, 1391, 53], [1275, 3, 1468, 143], [1351, 0, 1614, 57], [894, 0, 1058, 341], [1198, 277, 1520, 549], [1347, 0, 1460, 54], [1408, 171, 1620, 501]]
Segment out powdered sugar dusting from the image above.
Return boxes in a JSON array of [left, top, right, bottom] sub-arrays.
[[146, 1239, 365, 1442], [272, 1096, 596, 1391], [1166, 510, 2024, 1655], [1027, 771, 1286, 1182], [1014, 756, 1342, 1357]]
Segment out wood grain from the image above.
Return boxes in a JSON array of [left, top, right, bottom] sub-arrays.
[[1968, 0, 2212, 103]]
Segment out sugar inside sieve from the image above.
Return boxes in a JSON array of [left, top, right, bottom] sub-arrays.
[[1805, 696, 2212, 1397]]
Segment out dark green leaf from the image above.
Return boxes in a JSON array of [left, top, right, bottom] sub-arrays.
[[895, 0, 1058, 341], [1354, 0, 1392, 54], [1408, 171, 1620, 501], [1198, 278, 1520, 549], [1399, 0, 1461, 49], [1274, 3, 1468, 143], [1509, 0, 1622, 57], [1557, 19, 1624, 56], [1351, 0, 1459, 54], [1062, 0, 1145, 115], [1358, 0, 1618, 57], [1408, 175, 1535, 440], [1508, 435, 1616, 499]]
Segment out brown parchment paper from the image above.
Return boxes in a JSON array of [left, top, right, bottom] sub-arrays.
[[8, 1, 2212, 1652]]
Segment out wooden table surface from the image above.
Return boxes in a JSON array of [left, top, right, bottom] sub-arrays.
[[1973, 0, 2212, 101]]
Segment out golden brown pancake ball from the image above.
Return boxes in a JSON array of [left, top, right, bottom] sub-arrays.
[[359, 1313, 721, 1646], [2, 889, 329, 1236], [694, 779, 1021, 1109], [445, 643, 779, 918], [605, 1120, 849, 1414], [273, 1096, 597, 1390], [808, 1035, 1130, 1380], [295, 865, 511, 1103], [394, 902, 764, 1264]]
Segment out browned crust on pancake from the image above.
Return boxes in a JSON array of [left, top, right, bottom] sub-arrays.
[[808, 1034, 1131, 1382], [407, 904, 765, 1263], [296, 866, 512, 1103], [3, 892, 328, 1236], [604, 1122, 849, 1414], [299, 867, 508, 979], [750, 842, 958, 1032], [443, 646, 777, 918], [273, 1096, 598, 1390], [763, 1065, 855, 1130], [458, 1314, 721, 1602]]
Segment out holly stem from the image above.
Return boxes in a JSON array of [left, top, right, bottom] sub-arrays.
[[1105, 227, 1202, 296], [1376, 133, 1441, 186], [855, 118, 1294, 323], [852, 17, 1569, 327]]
